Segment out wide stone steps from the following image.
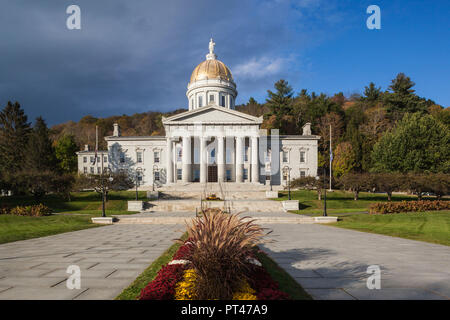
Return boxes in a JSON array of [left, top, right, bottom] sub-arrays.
[[144, 199, 283, 212], [112, 212, 337, 225]]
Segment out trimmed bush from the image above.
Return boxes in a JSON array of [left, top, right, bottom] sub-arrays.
[[369, 200, 450, 214], [9, 204, 52, 217]]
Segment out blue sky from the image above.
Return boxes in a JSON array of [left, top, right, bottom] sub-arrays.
[[0, 0, 448, 125]]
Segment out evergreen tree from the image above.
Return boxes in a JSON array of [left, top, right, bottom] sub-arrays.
[[0, 101, 31, 173], [384, 73, 430, 117], [266, 79, 293, 132], [363, 82, 382, 102], [25, 117, 57, 172], [55, 134, 79, 173]]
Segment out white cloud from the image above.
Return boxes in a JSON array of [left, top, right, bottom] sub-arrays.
[[233, 56, 288, 79]]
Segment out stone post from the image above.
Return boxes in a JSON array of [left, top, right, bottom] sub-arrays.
[[235, 136, 244, 183], [182, 136, 191, 182], [251, 136, 259, 183]]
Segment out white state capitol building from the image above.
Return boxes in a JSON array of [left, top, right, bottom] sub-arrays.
[[77, 40, 320, 187]]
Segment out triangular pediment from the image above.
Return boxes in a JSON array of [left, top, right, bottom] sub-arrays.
[[162, 105, 262, 125]]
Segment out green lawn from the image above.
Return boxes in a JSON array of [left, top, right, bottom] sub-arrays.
[[0, 214, 101, 244], [330, 211, 450, 246], [1, 191, 146, 216], [276, 189, 440, 215], [0, 191, 148, 244]]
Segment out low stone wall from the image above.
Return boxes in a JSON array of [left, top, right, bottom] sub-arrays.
[[128, 201, 144, 211]]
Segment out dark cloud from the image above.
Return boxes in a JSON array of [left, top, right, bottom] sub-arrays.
[[0, 0, 344, 125]]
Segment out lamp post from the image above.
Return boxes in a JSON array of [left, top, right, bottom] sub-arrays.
[[152, 164, 159, 192], [135, 168, 142, 201], [323, 166, 327, 217], [282, 166, 291, 200]]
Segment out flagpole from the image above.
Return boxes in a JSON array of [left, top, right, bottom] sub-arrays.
[[329, 124, 332, 191]]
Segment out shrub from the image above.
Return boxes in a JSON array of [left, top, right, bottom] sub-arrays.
[[9, 204, 52, 217], [184, 211, 266, 299], [0, 205, 10, 215], [369, 200, 450, 214]]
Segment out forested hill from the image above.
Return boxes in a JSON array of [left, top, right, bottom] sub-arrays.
[[50, 108, 187, 150], [49, 72, 449, 174]]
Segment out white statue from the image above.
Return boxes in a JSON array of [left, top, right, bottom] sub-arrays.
[[209, 38, 215, 55]]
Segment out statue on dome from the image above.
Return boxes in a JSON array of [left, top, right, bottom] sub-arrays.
[[209, 38, 215, 55]]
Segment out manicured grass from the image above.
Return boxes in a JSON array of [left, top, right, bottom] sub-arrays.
[[1, 191, 145, 216], [0, 214, 102, 244], [330, 211, 450, 246], [276, 189, 444, 214], [254, 248, 312, 300], [116, 233, 188, 300]]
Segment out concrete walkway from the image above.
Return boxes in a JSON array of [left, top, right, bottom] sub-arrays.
[[261, 224, 450, 300], [0, 224, 184, 299]]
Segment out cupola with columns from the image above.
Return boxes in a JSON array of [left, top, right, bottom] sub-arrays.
[[186, 39, 237, 110]]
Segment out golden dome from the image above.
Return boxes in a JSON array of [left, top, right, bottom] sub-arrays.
[[189, 59, 234, 84]]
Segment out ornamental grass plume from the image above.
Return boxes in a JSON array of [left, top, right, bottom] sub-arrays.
[[184, 210, 267, 300]]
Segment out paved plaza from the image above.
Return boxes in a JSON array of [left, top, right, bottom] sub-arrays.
[[1, 211, 449, 300], [0, 224, 184, 299], [261, 224, 450, 300]]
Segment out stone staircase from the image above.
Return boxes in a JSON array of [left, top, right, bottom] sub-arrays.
[[143, 182, 284, 213], [112, 211, 332, 225]]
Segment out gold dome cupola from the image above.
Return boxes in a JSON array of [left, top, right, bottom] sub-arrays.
[[187, 39, 237, 111]]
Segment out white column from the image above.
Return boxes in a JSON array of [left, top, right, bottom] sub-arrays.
[[200, 136, 207, 183], [166, 138, 173, 184], [235, 136, 244, 183], [251, 136, 259, 183], [182, 136, 191, 182], [217, 136, 225, 182]]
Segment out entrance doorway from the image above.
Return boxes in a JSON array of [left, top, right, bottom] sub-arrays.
[[208, 165, 218, 182]]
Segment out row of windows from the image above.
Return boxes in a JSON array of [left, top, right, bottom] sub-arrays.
[[83, 156, 108, 163], [192, 94, 230, 108], [119, 151, 160, 164], [83, 167, 108, 174], [282, 150, 306, 163]]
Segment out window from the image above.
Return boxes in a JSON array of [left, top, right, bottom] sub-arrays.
[[226, 169, 231, 181], [300, 171, 306, 178], [83, 167, 87, 174], [221, 95, 226, 107], [120, 153, 125, 163], [244, 146, 249, 162], [137, 152, 142, 163], [90, 167, 94, 174], [97, 156, 100, 162], [300, 151, 306, 163], [209, 149, 216, 164], [177, 147, 182, 162], [199, 96, 203, 107], [154, 151, 160, 163], [154, 171, 160, 181], [243, 169, 248, 180], [283, 150, 288, 163], [138, 175, 143, 182], [97, 167, 101, 174], [90, 156, 94, 164], [177, 169, 182, 180], [83, 156, 87, 163], [104, 156, 108, 163], [209, 94, 214, 103]]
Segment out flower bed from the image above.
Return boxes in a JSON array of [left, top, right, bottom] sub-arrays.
[[139, 240, 290, 300], [369, 200, 450, 214]]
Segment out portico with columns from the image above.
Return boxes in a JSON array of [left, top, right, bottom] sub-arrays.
[[162, 105, 263, 184]]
